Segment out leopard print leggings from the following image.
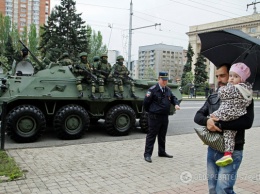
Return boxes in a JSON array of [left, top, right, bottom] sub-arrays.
[[223, 130, 237, 153]]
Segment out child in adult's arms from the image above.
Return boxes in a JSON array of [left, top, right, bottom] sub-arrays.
[[210, 62, 252, 167]]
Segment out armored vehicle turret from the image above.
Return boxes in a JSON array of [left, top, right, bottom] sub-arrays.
[[0, 65, 182, 143]]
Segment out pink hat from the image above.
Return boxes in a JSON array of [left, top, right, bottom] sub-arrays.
[[230, 62, 251, 82]]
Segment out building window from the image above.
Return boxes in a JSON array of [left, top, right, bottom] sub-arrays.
[[249, 27, 257, 33], [20, 0, 26, 2], [20, 21, 26, 26], [6, 12, 12, 16], [6, 2, 13, 6], [20, 17, 26, 22], [33, 20, 39, 24], [33, 6, 39, 11]]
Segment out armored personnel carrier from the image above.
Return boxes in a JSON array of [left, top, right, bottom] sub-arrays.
[[0, 65, 182, 143]]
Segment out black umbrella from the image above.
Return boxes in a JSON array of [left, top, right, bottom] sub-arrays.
[[198, 29, 260, 90]]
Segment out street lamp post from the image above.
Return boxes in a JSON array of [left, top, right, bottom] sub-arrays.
[[127, 0, 161, 70]]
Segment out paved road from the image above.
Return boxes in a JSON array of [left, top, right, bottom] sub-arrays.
[[3, 100, 260, 149], [1, 127, 260, 194]]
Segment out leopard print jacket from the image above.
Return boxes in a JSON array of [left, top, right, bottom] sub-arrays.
[[212, 82, 252, 121]]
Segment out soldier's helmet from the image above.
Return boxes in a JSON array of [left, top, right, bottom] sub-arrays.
[[79, 52, 88, 58], [116, 55, 124, 61], [93, 56, 100, 62], [100, 53, 108, 58], [61, 52, 69, 58]]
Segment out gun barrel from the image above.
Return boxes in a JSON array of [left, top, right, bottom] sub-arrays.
[[77, 65, 97, 81]]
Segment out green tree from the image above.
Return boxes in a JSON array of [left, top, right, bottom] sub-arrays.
[[28, 24, 39, 57], [194, 53, 208, 86], [20, 26, 28, 44], [181, 43, 194, 87], [39, 0, 89, 61], [0, 55, 9, 73], [181, 72, 194, 94], [10, 23, 21, 52], [142, 67, 156, 80], [88, 26, 107, 63], [0, 14, 12, 54], [4, 35, 15, 66]]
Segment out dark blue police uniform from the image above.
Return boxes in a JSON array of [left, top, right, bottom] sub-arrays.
[[143, 72, 179, 161]]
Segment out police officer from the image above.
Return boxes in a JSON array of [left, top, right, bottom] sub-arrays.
[[143, 71, 180, 163], [108, 55, 137, 99]]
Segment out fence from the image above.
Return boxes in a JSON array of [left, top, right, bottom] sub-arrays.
[[180, 85, 214, 99]]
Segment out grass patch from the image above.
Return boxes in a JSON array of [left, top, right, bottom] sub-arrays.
[[0, 150, 23, 182]]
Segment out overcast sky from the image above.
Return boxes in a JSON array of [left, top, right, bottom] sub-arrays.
[[51, 0, 258, 60]]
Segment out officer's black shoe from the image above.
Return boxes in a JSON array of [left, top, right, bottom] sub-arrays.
[[131, 93, 139, 99], [90, 94, 98, 100], [158, 153, 173, 158], [114, 93, 123, 99], [144, 156, 152, 163], [78, 91, 83, 98]]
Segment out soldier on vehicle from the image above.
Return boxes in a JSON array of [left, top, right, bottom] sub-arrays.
[[58, 52, 73, 66], [12, 48, 34, 76], [92, 54, 111, 99], [42, 48, 62, 68], [72, 52, 97, 99], [108, 55, 138, 99]]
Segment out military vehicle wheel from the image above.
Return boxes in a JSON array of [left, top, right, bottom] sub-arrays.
[[139, 111, 149, 133], [105, 104, 136, 136], [53, 104, 89, 139], [6, 105, 46, 143]]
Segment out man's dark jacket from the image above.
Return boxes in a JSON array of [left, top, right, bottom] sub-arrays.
[[194, 93, 254, 150]]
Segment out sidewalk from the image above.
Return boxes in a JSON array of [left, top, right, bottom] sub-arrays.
[[1, 128, 260, 194]]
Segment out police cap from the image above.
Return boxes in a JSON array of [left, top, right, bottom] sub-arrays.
[[159, 71, 169, 81]]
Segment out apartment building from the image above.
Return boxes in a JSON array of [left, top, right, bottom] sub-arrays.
[[187, 13, 260, 85], [138, 43, 184, 82], [0, 0, 50, 33]]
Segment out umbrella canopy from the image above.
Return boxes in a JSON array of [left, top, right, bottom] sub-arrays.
[[198, 29, 260, 90]]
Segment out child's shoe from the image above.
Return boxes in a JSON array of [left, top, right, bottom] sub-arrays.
[[216, 155, 233, 167]]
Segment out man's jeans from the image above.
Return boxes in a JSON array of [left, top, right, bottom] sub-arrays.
[[207, 146, 243, 194]]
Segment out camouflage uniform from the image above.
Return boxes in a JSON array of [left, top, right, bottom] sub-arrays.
[[12, 48, 34, 76], [72, 52, 97, 99], [109, 55, 138, 99], [92, 54, 111, 99], [58, 52, 73, 66]]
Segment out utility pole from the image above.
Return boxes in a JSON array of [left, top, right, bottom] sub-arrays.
[[247, 1, 260, 14], [127, 0, 161, 69], [107, 23, 113, 50], [127, 0, 133, 70]]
